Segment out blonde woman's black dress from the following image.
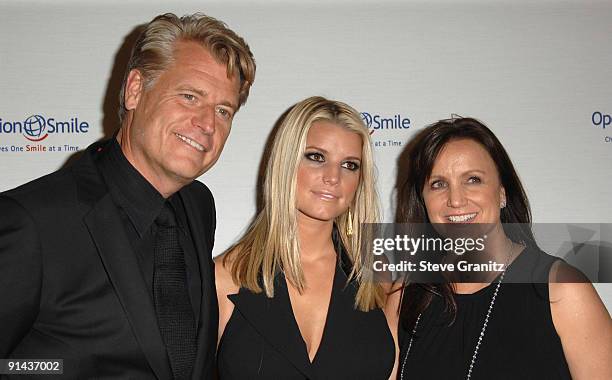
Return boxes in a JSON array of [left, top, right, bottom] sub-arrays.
[[217, 249, 394, 379]]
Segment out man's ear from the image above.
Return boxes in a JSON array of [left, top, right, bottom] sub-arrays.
[[124, 69, 144, 111]]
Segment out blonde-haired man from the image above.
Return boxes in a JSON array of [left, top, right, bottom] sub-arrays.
[[0, 13, 255, 379]]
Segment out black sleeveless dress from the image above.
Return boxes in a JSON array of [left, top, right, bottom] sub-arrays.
[[398, 247, 572, 380], [217, 251, 395, 379]]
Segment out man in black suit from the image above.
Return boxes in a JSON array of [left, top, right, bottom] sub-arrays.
[[0, 13, 255, 379]]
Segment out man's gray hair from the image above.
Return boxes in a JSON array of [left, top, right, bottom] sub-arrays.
[[118, 12, 256, 122]]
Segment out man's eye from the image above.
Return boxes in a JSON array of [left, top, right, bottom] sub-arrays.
[[342, 161, 360, 171], [182, 94, 196, 101], [467, 176, 481, 184], [216, 107, 233, 120], [305, 152, 324, 162]]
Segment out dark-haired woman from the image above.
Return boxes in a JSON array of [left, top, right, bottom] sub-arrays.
[[386, 117, 611, 379]]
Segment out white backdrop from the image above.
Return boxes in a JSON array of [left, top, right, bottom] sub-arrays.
[[1, 0, 611, 306]]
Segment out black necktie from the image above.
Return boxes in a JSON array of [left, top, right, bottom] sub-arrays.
[[153, 202, 197, 380]]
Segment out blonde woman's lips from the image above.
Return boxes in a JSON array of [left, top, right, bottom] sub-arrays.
[[312, 191, 338, 200]]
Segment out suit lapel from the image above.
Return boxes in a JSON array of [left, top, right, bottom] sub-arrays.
[[179, 189, 217, 378], [228, 276, 316, 379], [84, 193, 173, 380]]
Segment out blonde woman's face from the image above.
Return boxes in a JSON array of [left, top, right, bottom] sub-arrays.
[[296, 121, 362, 224]]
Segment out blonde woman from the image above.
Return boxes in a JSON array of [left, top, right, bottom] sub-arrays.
[[215, 96, 394, 378]]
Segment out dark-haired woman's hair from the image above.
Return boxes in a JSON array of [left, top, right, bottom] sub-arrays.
[[395, 117, 535, 330]]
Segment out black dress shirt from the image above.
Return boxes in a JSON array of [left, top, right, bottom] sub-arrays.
[[96, 139, 202, 318]]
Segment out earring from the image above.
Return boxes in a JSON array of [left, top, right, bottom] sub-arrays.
[[347, 208, 353, 236], [500, 200, 507, 209]]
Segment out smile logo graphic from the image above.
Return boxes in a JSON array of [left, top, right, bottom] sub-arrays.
[[361, 113, 375, 135], [23, 115, 48, 141]]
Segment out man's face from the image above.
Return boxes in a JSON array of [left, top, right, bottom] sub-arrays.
[[122, 40, 240, 196]]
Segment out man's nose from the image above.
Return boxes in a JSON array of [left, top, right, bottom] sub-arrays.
[[193, 106, 215, 135]]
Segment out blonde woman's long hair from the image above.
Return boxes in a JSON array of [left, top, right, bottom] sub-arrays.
[[224, 96, 383, 311]]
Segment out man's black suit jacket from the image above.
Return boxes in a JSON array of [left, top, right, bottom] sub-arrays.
[[0, 140, 219, 379]]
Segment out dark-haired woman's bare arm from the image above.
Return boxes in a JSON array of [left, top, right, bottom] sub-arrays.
[[550, 262, 612, 380]]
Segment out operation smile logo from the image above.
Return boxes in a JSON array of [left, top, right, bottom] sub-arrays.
[[360, 112, 411, 134], [0, 114, 90, 142], [360, 111, 411, 148], [591, 111, 612, 144]]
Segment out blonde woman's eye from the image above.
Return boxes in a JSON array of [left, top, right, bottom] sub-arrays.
[[342, 161, 360, 171], [305, 152, 325, 162], [182, 94, 196, 101]]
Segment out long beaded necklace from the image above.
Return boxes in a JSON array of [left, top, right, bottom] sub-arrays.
[[400, 244, 515, 380]]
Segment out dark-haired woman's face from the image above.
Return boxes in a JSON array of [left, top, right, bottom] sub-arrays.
[[422, 139, 506, 225]]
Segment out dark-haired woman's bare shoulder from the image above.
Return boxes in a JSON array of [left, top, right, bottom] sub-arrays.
[[549, 260, 590, 284], [548, 260, 612, 379]]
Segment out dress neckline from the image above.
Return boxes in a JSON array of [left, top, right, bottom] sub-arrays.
[[453, 245, 529, 300], [282, 258, 342, 365]]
